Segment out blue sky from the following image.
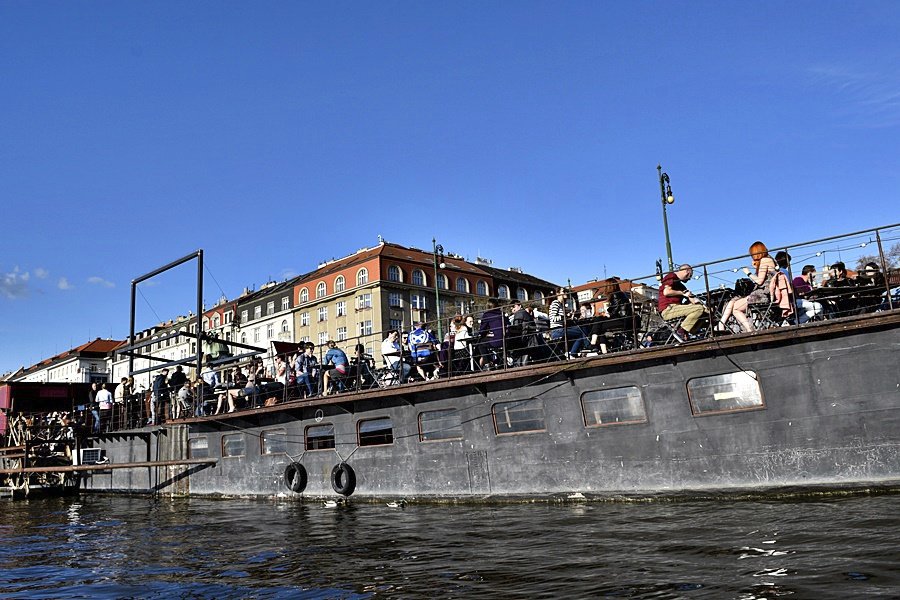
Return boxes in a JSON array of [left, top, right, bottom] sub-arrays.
[[1, 1, 898, 374]]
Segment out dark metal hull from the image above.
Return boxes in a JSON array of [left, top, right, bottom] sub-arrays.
[[85, 313, 900, 500]]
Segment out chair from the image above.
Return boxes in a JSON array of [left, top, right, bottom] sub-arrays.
[[651, 310, 688, 345]]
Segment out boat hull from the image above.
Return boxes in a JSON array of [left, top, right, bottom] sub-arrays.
[[85, 314, 900, 500]]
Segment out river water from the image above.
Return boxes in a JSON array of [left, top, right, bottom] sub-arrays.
[[1, 493, 898, 599]]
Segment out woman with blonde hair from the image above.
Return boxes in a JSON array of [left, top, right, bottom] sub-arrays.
[[717, 241, 779, 332]]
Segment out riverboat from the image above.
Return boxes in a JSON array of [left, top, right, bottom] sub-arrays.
[[45, 225, 900, 500]]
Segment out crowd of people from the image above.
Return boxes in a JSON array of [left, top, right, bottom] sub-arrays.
[[84, 238, 893, 432]]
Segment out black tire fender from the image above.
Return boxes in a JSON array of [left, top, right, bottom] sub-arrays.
[[330, 462, 356, 496], [283, 462, 307, 493]]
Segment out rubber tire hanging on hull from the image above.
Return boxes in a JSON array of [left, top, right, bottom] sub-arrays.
[[283, 462, 308, 493], [331, 462, 356, 496]]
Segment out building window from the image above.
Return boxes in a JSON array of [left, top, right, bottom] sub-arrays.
[[390, 318, 402, 331], [336, 301, 346, 317], [533, 291, 544, 303], [687, 371, 765, 416], [261, 429, 287, 455], [306, 424, 335, 450], [318, 306, 328, 322], [240, 310, 248, 324], [281, 296, 289, 311], [300, 312, 310, 327], [388, 265, 401, 282], [225, 312, 232, 324], [240, 333, 247, 344], [318, 332, 328, 345], [253, 328, 260, 343], [419, 409, 463, 442], [188, 437, 209, 458], [213, 315, 220, 328], [299, 335, 310, 343], [281, 319, 289, 333], [358, 320, 373, 336], [388, 292, 402, 308], [359, 417, 393, 446], [335, 275, 345, 292], [267, 324, 274, 339], [356, 293, 372, 310], [497, 285, 510, 300], [254, 306, 262, 319], [336, 326, 347, 341], [437, 273, 448, 289], [266, 301, 275, 316], [299, 288, 309, 303], [456, 277, 469, 293], [411, 294, 427, 310], [493, 398, 546, 435], [357, 268, 368, 286], [581, 386, 647, 427], [222, 434, 246, 457], [412, 270, 425, 286], [477, 281, 488, 296], [316, 281, 327, 298], [516, 288, 528, 301]]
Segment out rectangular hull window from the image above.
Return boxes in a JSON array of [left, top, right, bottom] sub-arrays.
[[261, 429, 287, 455], [188, 437, 208, 459], [306, 424, 335, 450], [493, 398, 546, 435], [222, 433, 246, 457], [581, 386, 647, 427], [359, 417, 394, 446], [419, 409, 463, 442], [687, 371, 765, 415]]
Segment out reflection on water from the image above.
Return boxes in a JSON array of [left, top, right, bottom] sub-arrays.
[[1, 494, 899, 599]]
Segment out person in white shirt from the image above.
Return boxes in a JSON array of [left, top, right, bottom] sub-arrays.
[[94, 383, 113, 434], [381, 330, 411, 383]]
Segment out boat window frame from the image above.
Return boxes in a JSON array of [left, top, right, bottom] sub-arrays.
[[687, 370, 766, 417], [357, 416, 394, 447], [580, 385, 648, 428], [305, 423, 336, 451], [418, 408, 464, 442], [492, 397, 546, 436], [188, 436, 209, 459], [260, 428, 287, 455], [221, 433, 246, 458]]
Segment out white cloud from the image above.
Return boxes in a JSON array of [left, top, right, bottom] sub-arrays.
[[34, 267, 49, 279], [58, 277, 75, 290], [808, 63, 900, 128], [87, 276, 115, 288], [1, 267, 30, 299]]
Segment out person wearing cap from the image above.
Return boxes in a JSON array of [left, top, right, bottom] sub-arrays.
[[408, 322, 439, 380]]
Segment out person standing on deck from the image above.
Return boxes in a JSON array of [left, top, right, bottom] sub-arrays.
[[95, 383, 113, 434], [150, 368, 168, 425]]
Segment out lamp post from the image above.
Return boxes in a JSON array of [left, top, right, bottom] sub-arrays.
[[432, 238, 445, 341], [657, 164, 675, 273]]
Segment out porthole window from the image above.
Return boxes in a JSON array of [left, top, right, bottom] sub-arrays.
[[306, 424, 335, 450], [261, 429, 287, 455], [189, 437, 209, 458], [222, 434, 246, 457], [493, 398, 545, 435], [419, 409, 463, 442], [687, 371, 765, 416], [358, 417, 393, 446], [581, 386, 647, 427]]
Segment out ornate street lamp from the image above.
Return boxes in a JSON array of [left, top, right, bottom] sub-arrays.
[[432, 238, 445, 341], [657, 164, 675, 273]]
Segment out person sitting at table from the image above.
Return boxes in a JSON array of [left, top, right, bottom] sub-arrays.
[[175, 381, 194, 419], [549, 289, 588, 358], [659, 264, 709, 339], [791, 264, 824, 323], [822, 261, 857, 316], [199, 361, 219, 417], [478, 298, 506, 368], [853, 262, 886, 313], [294, 342, 319, 398], [381, 330, 411, 383], [408, 322, 439, 380], [323, 340, 350, 395], [717, 243, 778, 333], [451, 315, 475, 373]]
